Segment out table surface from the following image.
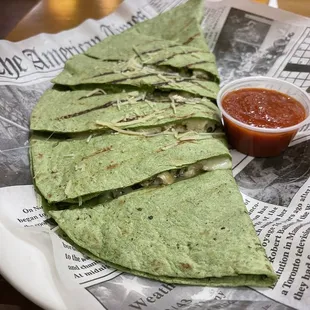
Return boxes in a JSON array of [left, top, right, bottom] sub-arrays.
[[5, 0, 310, 42], [1, 0, 309, 309], [6, 0, 122, 42]]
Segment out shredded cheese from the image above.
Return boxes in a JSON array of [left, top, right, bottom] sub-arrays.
[[169, 94, 186, 103], [145, 99, 157, 110], [110, 110, 166, 127], [64, 180, 72, 197], [168, 94, 177, 114], [120, 71, 132, 76], [157, 74, 169, 81], [170, 101, 177, 115], [159, 142, 178, 151], [141, 56, 152, 64], [156, 115, 165, 120], [191, 53, 201, 60], [116, 98, 121, 110], [96, 121, 176, 137], [126, 56, 143, 71], [83, 88, 106, 99], [95, 122, 149, 136]]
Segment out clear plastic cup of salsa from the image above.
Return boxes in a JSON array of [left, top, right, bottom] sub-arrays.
[[217, 77, 310, 157]]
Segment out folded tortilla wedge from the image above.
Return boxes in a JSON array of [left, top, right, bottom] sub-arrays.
[[30, 132, 231, 203], [52, 0, 219, 98], [30, 88, 221, 133], [49, 170, 277, 286], [52, 53, 219, 99], [84, 0, 217, 75]]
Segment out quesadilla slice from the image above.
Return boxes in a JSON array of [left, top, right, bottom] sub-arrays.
[[86, 0, 211, 57], [49, 170, 277, 286], [30, 88, 221, 133], [84, 0, 217, 72], [52, 53, 219, 99], [87, 37, 218, 78], [84, 33, 219, 80], [52, 0, 219, 98], [30, 132, 231, 203]]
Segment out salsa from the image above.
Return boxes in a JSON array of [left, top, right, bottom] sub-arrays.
[[221, 88, 307, 157], [222, 88, 306, 129]]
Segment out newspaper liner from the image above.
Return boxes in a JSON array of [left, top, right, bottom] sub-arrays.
[[0, 0, 309, 309]]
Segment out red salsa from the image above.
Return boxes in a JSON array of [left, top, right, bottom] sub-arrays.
[[221, 88, 307, 157], [222, 88, 306, 129]]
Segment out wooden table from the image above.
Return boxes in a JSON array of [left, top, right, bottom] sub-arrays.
[[278, 0, 310, 17], [6, 0, 122, 41], [1, 0, 309, 309], [5, 0, 310, 42]]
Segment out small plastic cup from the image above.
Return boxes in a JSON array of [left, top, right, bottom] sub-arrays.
[[217, 77, 310, 157]]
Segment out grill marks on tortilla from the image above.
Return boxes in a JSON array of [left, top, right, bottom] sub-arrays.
[[51, 39, 218, 91], [90, 70, 116, 78], [30, 132, 231, 203], [53, 89, 215, 123], [108, 73, 158, 84], [55, 93, 142, 120], [75, 48, 214, 82], [183, 32, 201, 45], [106, 162, 119, 170], [89, 69, 211, 84], [146, 50, 211, 65], [139, 44, 181, 55], [55, 97, 167, 121], [81, 145, 113, 160], [153, 80, 218, 98], [56, 100, 116, 120], [180, 263, 192, 270], [187, 60, 212, 67]]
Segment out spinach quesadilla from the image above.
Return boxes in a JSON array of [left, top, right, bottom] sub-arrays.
[[50, 170, 277, 286], [30, 89, 221, 133], [31, 132, 231, 203], [29, 0, 277, 287], [52, 53, 219, 99]]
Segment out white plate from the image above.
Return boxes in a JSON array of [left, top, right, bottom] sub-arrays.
[[0, 222, 66, 310]]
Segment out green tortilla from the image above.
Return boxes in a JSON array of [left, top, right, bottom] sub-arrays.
[[52, 0, 219, 98], [52, 54, 219, 99], [50, 170, 277, 286], [86, 0, 212, 58], [30, 88, 221, 133], [30, 132, 231, 203]]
